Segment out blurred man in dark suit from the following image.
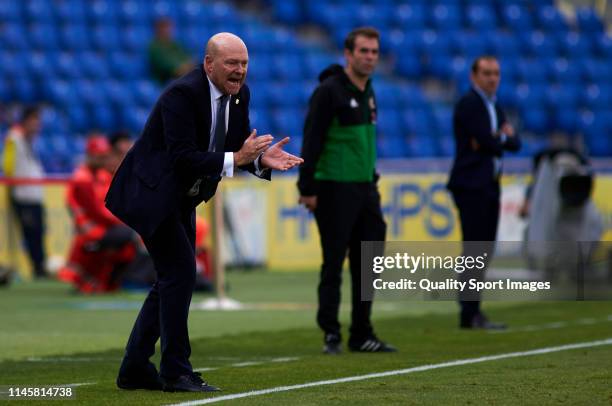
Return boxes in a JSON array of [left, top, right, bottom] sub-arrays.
[[447, 56, 521, 330], [107, 32, 302, 393]]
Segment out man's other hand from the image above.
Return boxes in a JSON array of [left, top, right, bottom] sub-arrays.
[[260, 137, 304, 171], [299, 195, 317, 212], [234, 129, 273, 166]]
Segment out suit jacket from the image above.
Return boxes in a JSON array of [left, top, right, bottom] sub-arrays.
[[105, 66, 270, 239], [447, 88, 521, 191]]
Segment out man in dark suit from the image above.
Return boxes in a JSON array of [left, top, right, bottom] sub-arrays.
[[106, 32, 302, 392], [447, 56, 521, 330]]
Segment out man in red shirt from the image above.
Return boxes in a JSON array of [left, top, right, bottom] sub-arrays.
[[59, 135, 138, 292]]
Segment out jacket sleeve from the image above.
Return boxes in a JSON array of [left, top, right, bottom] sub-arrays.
[[297, 84, 334, 196], [161, 86, 225, 178], [454, 98, 504, 157]]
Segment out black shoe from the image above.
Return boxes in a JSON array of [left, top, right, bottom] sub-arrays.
[[461, 313, 507, 330], [323, 333, 342, 355], [349, 336, 397, 353], [162, 372, 221, 392], [117, 362, 163, 390]]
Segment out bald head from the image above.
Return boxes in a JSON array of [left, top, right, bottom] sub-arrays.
[[204, 32, 249, 95]]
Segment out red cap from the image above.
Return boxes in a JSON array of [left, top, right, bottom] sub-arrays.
[[86, 136, 111, 156]]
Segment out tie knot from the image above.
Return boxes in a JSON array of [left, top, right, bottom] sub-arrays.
[[219, 94, 229, 103]]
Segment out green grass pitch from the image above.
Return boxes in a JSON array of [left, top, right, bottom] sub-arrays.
[[0, 271, 611, 405]]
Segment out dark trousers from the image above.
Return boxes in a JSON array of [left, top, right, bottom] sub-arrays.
[[120, 209, 196, 380], [451, 184, 500, 325], [11, 198, 46, 276], [314, 181, 386, 342]]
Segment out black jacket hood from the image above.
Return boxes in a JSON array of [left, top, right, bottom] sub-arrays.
[[318, 64, 345, 83]]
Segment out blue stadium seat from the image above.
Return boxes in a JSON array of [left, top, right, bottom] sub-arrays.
[[583, 58, 611, 83], [60, 25, 90, 51], [118, 0, 152, 25], [522, 108, 549, 134], [269, 0, 302, 25], [29, 24, 59, 50], [12, 78, 38, 103], [516, 58, 548, 84], [79, 52, 111, 79], [594, 33, 612, 59], [452, 31, 490, 60], [104, 80, 134, 107], [429, 4, 462, 30], [122, 25, 152, 52], [376, 83, 399, 109], [581, 110, 612, 156], [25, 0, 54, 22], [553, 107, 578, 133], [500, 4, 532, 32], [55, 0, 87, 23], [0, 78, 12, 102], [438, 133, 454, 157], [55, 52, 82, 78], [497, 81, 518, 109], [120, 107, 150, 133], [582, 84, 612, 109], [91, 105, 116, 131], [428, 53, 453, 78], [87, 0, 118, 24], [109, 52, 147, 79], [377, 108, 402, 138], [377, 135, 407, 159], [66, 105, 88, 132], [575, 7, 604, 33], [28, 52, 55, 82], [545, 84, 578, 109], [132, 80, 160, 108], [405, 135, 438, 157], [558, 32, 592, 58], [395, 52, 422, 79], [465, 5, 497, 31], [393, 3, 426, 29], [490, 31, 522, 58], [432, 106, 453, 138], [268, 82, 302, 107], [271, 108, 303, 137], [151, 0, 178, 20], [248, 108, 272, 134], [0, 51, 26, 78], [521, 31, 558, 58], [535, 5, 568, 32], [402, 108, 433, 136], [91, 25, 121, 51], [0, 1, 22, 22], [355, 4, 392, 28], [75, 79, 105, 107], [1, 24, 29, 50], [272, 53, 304, 81], [514, 83, 547, 108], [549, 57, 583, 84]]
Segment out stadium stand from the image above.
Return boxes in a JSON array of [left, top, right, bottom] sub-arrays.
[[0, 0, 610, 174]]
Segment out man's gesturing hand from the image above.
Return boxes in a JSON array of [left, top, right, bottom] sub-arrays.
[[260, 137, 304, 171], [234, 129, 273, 166]]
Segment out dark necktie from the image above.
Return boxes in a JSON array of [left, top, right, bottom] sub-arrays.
[[213, 94, 229, 152]]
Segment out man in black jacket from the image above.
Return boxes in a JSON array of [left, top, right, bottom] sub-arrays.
[[106, 32, 302, 392], [447, 56, 521, 329], [298, 27, 395, 354]]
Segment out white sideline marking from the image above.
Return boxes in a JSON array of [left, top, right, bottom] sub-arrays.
[[194, 357, 300, 373], [169, 338, 612, 406]]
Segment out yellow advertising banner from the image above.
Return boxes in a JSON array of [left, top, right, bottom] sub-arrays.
[[1, 173, 611, 276]]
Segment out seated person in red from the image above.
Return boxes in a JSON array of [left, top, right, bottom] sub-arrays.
[[59, 135, 138, 293]]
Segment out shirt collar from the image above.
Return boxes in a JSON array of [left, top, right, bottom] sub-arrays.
[[473, 85, 496, 104], [207, 76, 227, 101]]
